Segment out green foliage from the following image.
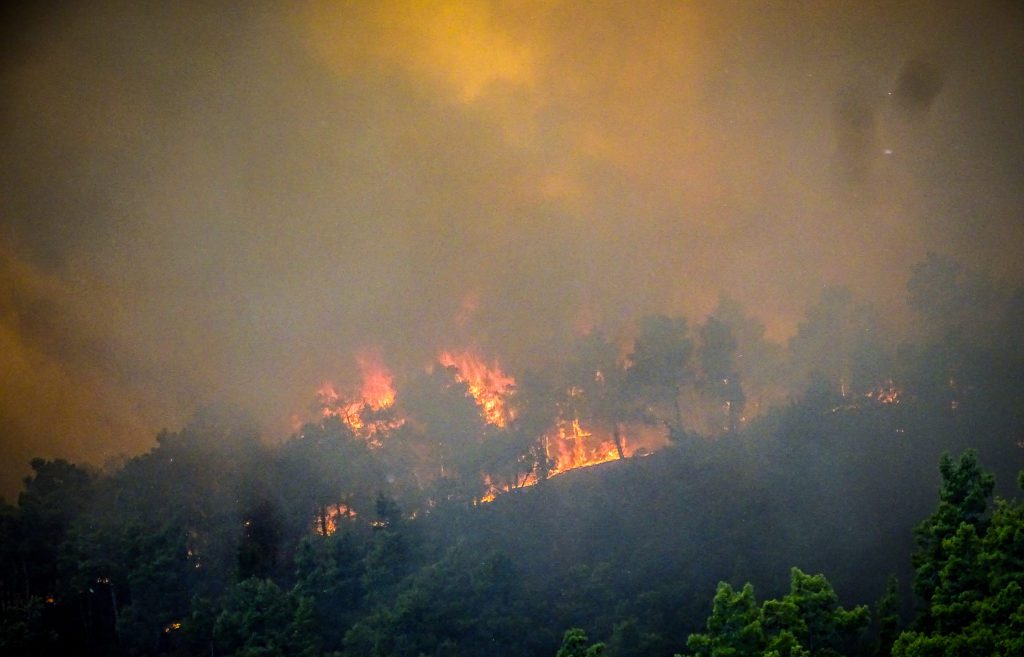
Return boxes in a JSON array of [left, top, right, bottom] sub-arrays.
[[209, 577, 318, 657], [557, 628, 606, 657], [398, 366, 487, 491], [293, 532, 365, 651], [507, 369, 561, 480], [113, 524, 193, 656], [871, 576, 901, 657], [237, 499, 283, 580], [910, 451, 995, 627], [364, 548, 535, 657], [894, 455, 1024, 656], [685, 582, 764, 656], [607, 618, 662, 657], [683, 568, 869, 657], [360, 495, 418, 602], [276, 419, 385, 536]]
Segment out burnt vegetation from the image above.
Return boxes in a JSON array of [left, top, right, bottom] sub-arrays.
[[2, 254, 1023, 657]]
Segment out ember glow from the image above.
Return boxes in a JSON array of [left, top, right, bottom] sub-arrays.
[[865, 379, 902, 405]]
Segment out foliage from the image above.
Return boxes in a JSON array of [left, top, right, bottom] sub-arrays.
[[910, 451, 995, 627], [0, 255, 1022, 657], [557, 628, 606, 657], [210, 578, 296, 657], [359, 547, 536, 657], [871, 576, 901, 657], [683, 568, 869, 657], [892, 457, 1024, 656], [628, 314, 693, 437]]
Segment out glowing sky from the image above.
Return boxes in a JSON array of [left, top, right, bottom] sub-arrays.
[[2, 1, 1022, 496]]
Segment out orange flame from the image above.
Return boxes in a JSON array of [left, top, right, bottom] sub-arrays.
[[356, 352, 397, 410], [864, 378, 902, 405], [547, 418, 621, 476], [314, 503, 357, 536], [307, 346, 671, 507], [318, 352, 399, 436], [438, 349, 515, 426], [475, 421, 666, 504]]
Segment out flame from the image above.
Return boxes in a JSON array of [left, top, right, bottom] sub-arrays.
[[438, 349, 515, 426], [317, 382, 372, 434], [318, 352, 399, 437], [314, 503, 356, 536], [307, 346, 672, 507], [479, 475, 501, 504], [864, 378, 902, 404], [474, 420, 666, 504], [356, 352, 396, 410], [547, 418, 621, 476]]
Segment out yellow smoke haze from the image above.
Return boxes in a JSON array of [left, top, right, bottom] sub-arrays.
[[0, 1, 1022, 496]]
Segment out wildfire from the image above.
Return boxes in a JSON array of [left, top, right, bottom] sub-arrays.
[[474, 420, 660, 504], [864, 379, 902, 405], [317, 382, 361, 424], [356, 352, 397, 409], [438, 349, 515, 426], [546, 418, 616, 475], [318, 352, 399, 436], [308, 345, 669, 511], [314, 503, 357, 536], [478, 475, 506, 504]]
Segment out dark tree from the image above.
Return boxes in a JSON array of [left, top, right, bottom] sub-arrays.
[[894, 459, 1024, 656], [17, 458, 95, 598], [698, 316, 745, 434], [564, 330, 641, 461], [910, 450, 995, 627], [398, 366, 487, 500], [237, 498, 283, 580], [710, 295, 786, 419], [628, 314, 693, 440], [556, 628, 605, 657], [789, 286, 882, 398]]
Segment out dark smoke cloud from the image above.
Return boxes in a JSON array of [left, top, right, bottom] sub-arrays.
[[2, 0, 1022, 497]]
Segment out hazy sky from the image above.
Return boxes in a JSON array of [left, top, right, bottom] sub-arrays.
[[1, 0, 1022, 497]]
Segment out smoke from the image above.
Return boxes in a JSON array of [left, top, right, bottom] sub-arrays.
[[1, 0, 1022, 496]]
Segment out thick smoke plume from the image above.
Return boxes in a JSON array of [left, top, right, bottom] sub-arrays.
[[1, 1, 1022, 496]]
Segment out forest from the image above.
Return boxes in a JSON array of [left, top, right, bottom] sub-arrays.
[[2, 253, 1023, 657]]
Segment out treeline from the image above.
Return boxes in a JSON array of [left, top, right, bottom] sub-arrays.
[[659, 451, 1024, 657], [0, 253, 1022, 656]]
